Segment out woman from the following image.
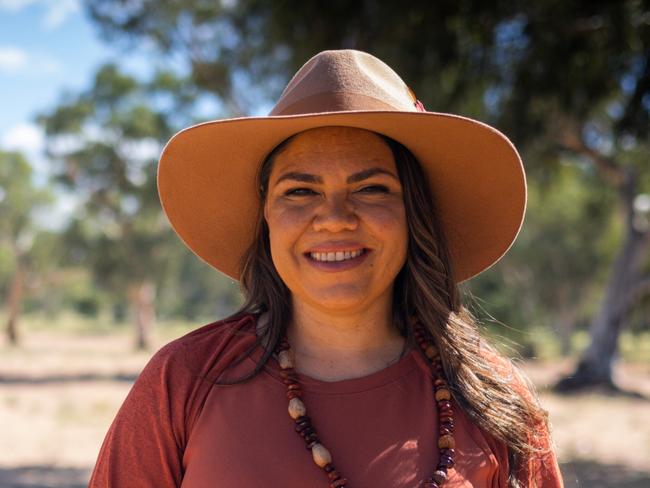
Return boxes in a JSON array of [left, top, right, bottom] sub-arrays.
[[89, 50, 563, 487]]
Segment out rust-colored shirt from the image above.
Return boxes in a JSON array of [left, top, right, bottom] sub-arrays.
[[89, 314, 563, 487]]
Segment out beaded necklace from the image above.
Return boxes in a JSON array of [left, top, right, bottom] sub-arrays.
[[273, 322, 456, 488]]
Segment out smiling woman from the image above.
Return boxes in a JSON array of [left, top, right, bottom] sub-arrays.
[[89, 50, 563, 488], [265, 128, 407, 317]]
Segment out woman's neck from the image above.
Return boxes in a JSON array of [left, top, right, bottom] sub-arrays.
[[281, 297, 407, 382]]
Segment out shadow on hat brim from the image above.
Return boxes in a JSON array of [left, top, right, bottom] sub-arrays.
[[157, 110, 526, 284]]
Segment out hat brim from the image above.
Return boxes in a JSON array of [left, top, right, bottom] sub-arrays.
[[157, 110, 526, 283]]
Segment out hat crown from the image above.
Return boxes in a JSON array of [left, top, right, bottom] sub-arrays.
[[270, 50, 418, 116]]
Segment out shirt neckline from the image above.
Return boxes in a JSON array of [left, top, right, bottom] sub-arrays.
[[247, 344, 420, 394], [241, 314, 431, 395]]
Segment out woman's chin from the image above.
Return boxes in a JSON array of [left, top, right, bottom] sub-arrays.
[[300, 287, 380, 314]]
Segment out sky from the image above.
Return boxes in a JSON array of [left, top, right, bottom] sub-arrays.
[[0, 0, 157, 181], [0, 0, 161, 227]]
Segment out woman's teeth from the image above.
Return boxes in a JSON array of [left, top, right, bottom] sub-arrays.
[[309, 249, 364, 262]]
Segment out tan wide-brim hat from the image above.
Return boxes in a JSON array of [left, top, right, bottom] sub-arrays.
[[158, 49, 526, 283]]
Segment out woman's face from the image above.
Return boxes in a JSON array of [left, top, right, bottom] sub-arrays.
[[264, 126, 408, 314]]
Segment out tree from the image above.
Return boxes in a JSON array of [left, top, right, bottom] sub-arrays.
[[0, 150, 53, 344], [38, 65, 198, 349], [492, 2, 650, 390], [84, 0, 650, 386]]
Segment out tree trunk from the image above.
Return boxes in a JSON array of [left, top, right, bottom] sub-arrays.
[[128, 281, 157, 350], [4, 260, 26, 345], [556, 306, 578, 357], [555, 170, 650, 391]]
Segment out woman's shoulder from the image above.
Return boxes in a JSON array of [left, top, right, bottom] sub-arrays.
[[142, 312, 258, 382]]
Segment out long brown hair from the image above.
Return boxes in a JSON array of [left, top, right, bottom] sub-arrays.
[[219, 129, 552, 487]]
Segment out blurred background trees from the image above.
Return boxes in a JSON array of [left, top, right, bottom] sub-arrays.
[[2, 1, 648, 387], [0, 151, 55, 345]]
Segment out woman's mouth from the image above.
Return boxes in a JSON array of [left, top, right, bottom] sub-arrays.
[[309, 249, 365, 262], [304, 248, 370, 271]]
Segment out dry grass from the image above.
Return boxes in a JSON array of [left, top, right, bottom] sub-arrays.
[[1, 325, 649, 487]]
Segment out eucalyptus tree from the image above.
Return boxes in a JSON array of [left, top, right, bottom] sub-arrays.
[[0, 150, 53, 344], [38, 65, 199, 349]]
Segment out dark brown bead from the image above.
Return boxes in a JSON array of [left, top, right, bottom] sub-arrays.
[[434, 379, 446, 387], [300, 428, 316, 438], [440, 448, 455, 457], [287, 383, 301, 391], [423, 480, 440, 488], [431, 469, 448, 483], [323, 463, 335, 473], [295, 422, 311, 430], [439, 455, 455, 468], [287, 390, 302, 399], [306, 439, 319, 449], [327, 470, 340, 480], [330, 478, 348, 487]]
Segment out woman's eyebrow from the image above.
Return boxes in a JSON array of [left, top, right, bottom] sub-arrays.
[[275, 167, 398, 185], [275, 172, 322, 185], [347, 167, 399, 183]]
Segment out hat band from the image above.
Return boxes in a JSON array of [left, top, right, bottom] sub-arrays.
[[270, 91, 409, 116]]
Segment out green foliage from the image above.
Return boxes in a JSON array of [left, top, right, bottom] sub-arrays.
[[0, 151, 52, 243], [51, 0, 648, 341], [467, 161, 620, 345], [38, 65, 186, 295]]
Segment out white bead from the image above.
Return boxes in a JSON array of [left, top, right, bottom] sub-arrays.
[[311, 443, 331, 467], [288, 397, 306, 419], [277, 349, 294, 369]]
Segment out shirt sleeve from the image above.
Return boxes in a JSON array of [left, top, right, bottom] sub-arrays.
[[511, 371, 564, 488], [480, 343, 564, 487], [521, 416, 564, 488], [88, 341, 198, 488]]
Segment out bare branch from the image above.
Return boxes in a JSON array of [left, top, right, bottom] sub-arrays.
[[556, 121, 625, 187]]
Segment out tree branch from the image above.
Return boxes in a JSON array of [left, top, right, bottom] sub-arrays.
[[556, 123, 625, 187]]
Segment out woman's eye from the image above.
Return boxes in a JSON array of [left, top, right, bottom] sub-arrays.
[[357, 185, 389, 193], [285, 188, 317, 197]]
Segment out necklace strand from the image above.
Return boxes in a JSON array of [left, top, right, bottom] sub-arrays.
[[274, 322, 455, 487]]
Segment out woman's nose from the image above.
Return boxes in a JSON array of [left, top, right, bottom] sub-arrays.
[[312, 194, 358, 232]]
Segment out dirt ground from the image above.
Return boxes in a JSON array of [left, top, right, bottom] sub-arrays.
[[1, 329, 649, 488]]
